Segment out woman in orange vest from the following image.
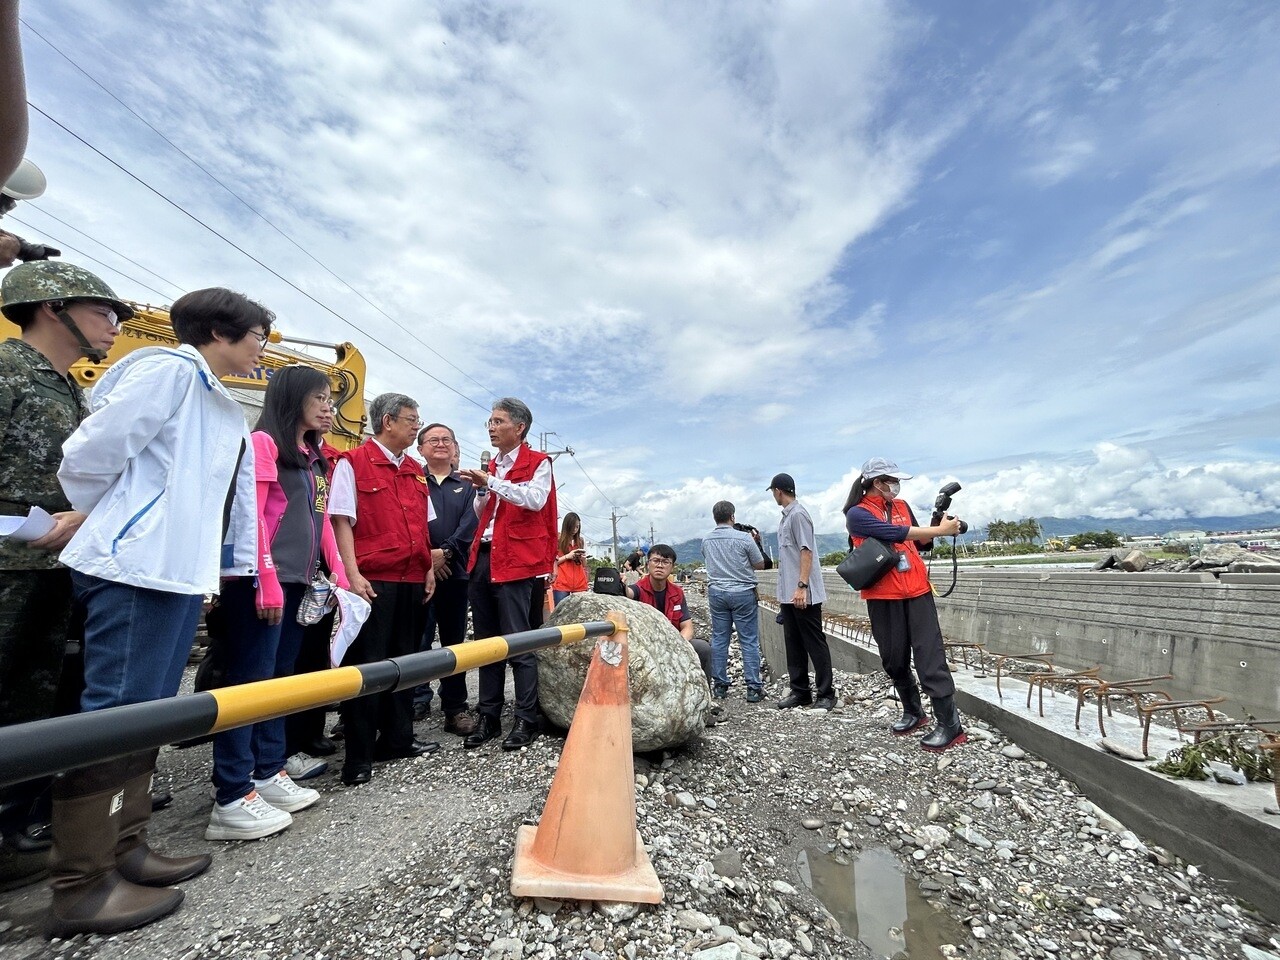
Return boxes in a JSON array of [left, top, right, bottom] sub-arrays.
[[843, 456, 965, 751], [551, 512, 589, 605]]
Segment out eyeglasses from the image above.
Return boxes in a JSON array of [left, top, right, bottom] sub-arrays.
[[391, 414, 424, 427], [648, 557, 674, 567], [419, 437, 454, 447], [486, 417, 513, 428], [83, 304, 122, 329], [250, 329, 270, 347]]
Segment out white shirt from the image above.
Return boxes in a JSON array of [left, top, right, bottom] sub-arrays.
[[328, 439, 406, 524], [474, 446, 553, 541]]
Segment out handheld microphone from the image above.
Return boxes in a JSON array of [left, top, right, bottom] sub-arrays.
[[480, 450, 491, 471]]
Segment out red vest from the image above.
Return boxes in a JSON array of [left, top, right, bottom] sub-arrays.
[[338, 440, 432, 582], [849, 494, 931, 601], [632, 576, 689, 630], [467, 444, 557, 583]]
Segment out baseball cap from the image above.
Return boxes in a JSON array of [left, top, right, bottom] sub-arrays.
[[766, 472, 796, 495], [860, 457, 912, 480]]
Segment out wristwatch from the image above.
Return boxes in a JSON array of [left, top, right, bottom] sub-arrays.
[[797, 581, 808, 588]]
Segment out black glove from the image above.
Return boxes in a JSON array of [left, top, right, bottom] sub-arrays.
[[16, 239, 60, 261]]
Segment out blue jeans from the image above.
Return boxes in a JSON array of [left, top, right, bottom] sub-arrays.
[[708, 586, 762, 689], [73, 572, 205, 712], [211, 578, 306, 804]]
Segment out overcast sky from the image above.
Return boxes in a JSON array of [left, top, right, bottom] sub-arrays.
[[9, 1, 1280, 545]]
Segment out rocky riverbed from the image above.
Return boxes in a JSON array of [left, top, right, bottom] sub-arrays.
[[2, 591, 1279, 960]]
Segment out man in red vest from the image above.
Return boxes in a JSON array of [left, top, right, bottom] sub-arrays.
[[625, 543, 712, 685], [459, 397, 557, 751], [329, 392, 439, 786]]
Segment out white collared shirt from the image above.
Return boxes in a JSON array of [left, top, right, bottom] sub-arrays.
[[328, 439, 405, 524], [474, 446, 553, 541]]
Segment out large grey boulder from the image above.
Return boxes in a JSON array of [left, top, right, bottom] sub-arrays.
[[539, 592, 709, 751], [1194, 543, 1249, 568], [1116, 549, 1149, 572]]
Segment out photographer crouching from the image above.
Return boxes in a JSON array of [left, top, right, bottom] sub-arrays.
[[842, 457, 967, 751]]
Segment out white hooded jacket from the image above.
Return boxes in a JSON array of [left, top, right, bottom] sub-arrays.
[[58, 344, 257, 594]]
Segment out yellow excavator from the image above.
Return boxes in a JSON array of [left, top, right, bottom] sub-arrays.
[[0, 302, 367, 449]]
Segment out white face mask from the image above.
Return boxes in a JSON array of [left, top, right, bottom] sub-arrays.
[[881, 480, 901, 498]]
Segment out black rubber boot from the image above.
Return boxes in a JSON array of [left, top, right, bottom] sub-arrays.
[[921, 695, 967, 752], [890, 684, 928, 735]]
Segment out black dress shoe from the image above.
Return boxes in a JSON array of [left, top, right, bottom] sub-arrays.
[[814, 695, 836, 712], [304, 736, 338, 757], [501, 718, 539, 751], [412, 701, 432, 722], [341, 765, 372, 786], [328, 722, 344, 742], [463, 714, 502, 749], [776, 692, 813, 709]]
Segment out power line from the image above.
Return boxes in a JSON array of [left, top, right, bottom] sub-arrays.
[[27, 101, 494, 414], [19, 18, 501, 403], [23, 202, 187, 295], [23, 51, 627, 512], [4, 215, 179, 302]]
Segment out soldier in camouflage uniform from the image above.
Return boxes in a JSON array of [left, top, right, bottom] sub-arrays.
[[0, 260, 130, 890]]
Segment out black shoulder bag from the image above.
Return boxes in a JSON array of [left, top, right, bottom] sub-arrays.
[[837, 504, 900, 590]]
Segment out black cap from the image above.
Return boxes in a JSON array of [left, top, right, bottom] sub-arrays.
[[767, 472, 796, 495]]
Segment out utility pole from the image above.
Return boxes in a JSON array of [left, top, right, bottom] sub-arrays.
[[649, 523, 655, 549], [538, 431, 574, 461], [610, 509, 631, 563]]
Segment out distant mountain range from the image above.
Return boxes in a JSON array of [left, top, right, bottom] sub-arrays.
[[657, 512, 1280, 564]]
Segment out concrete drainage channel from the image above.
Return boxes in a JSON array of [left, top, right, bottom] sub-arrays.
[[757, 609, 1280, 924]]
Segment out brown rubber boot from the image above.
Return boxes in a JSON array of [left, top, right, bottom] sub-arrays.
[[46, 760, 184, 939], [114, 751, 211, 887]]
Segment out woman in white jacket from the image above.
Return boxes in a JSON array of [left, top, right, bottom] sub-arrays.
[[49, 288, 269, 938]]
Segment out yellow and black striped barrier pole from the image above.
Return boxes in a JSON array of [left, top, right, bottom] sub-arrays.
[[0, 619, 618, 789]]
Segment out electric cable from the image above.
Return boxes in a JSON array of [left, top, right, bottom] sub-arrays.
[[23, 202, 188, 296], [19, 18, 501, 402], [4, 215, 180, 302], [27, 101, 493, 413]]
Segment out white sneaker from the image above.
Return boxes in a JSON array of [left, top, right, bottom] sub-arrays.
[[205, 791, 292, 841], [253, 770, 320, 813], [284, 752, 328, 781]]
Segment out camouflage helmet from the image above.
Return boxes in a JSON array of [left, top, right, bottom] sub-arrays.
[[1, 261, 135, 322]]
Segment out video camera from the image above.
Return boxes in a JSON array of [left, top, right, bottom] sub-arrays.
[[929, 482, 969, 536], [732, 521, 773, 570]]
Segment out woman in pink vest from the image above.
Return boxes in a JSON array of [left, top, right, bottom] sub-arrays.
[[206, 366, 349, 840]]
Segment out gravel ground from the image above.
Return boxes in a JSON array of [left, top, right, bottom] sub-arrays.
[[2, 591, 1279, 960]]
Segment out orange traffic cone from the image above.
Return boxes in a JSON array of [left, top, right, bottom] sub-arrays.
[[510, 611, 663, 903]]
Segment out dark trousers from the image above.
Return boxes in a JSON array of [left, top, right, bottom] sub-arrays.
[[780, 602, 834, 698], [866, 592, 955, 698], [0, 568, 76, 834], [468, 550, 538, 724], [414, 576, 471, 715], [0, 568, 75, 727], [286, 608, 336, 753], [689, 637, 713, 685], [339, 580, 425, 771]]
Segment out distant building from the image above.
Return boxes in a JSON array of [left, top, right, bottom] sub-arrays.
[[1164, 530, 1207, 542]]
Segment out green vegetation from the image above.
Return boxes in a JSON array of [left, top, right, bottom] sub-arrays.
[[1065, 529, 1123, 549], [820, 550, 847, 567]]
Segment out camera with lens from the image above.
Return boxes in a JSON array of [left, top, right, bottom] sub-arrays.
[[928, 481, 968, 536], [732, 521, 773, 569], [16, 239, 61, 262]]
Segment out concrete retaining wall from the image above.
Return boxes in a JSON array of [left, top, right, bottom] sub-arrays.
[[757, 567, 1280, 719]]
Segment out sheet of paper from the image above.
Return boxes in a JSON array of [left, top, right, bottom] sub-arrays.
[[329, 587, 372, 667], [0, 506, 56, 542]]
